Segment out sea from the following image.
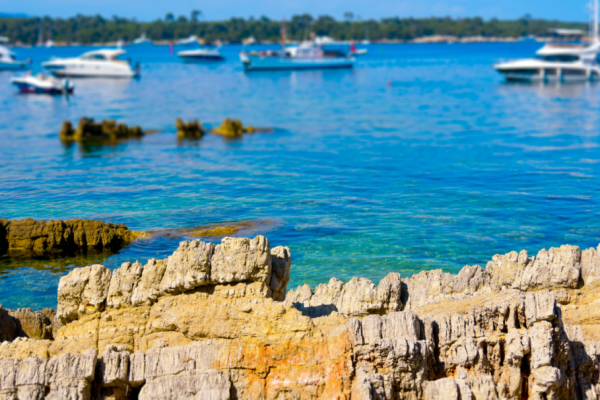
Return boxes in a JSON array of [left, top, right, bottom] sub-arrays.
[[1, 41, 600, 310]]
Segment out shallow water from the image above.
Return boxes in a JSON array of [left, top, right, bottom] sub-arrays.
[[1, 42, 600, 310]]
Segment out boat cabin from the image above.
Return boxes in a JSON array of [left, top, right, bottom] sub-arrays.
[[79, 49, 127, 62]]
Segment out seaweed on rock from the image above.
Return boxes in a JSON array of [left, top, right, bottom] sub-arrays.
[[176, 118, 205, 139], [60, 117, 144, 143]]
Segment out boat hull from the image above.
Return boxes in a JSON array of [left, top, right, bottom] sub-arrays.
[[494, 59, 600, 83], [12, 80, 74, 95], [179, 54, 225, 62], [43, 63, 136, 78], [241, 54, 355, 71], [0, 61, 26, 70]]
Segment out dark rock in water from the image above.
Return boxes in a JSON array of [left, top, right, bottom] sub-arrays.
[[60, 117, 144, 143], [0, 218, 141, 258], [175, 118, 204, 139], [0, 305, 55, 341], [212, 118, 255, 137]]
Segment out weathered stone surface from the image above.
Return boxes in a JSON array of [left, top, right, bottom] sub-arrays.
[[0, 218, 137, 257], [286, 272, 403, 317], [57, 265, 112, 324], [107, 262, 143, 309], [160, 240, 214, 294], [581, 245, 600, 285], [269, 246, 291, 301], [3, 238, 600, 400], [210, 236, 271, 284]]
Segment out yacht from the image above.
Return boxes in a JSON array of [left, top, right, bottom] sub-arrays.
[[495, 0, 600, 82], [132, 33, 152, 45], [176, 35, 199, 46], [42, 49, 139, 78], [0, 45, 26, 70], [11, 73, 74, 94], [240, 27, 354, 71], [178, 47, 225, 61], [241, 41, 355, 71]]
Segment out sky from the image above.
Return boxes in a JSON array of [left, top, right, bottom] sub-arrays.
[[1, 0, 593, 22]]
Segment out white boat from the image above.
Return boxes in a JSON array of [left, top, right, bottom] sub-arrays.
[[176, 35, 199, 46], [11, 73, 74, 94], [0, 45, 26, 70], [241, 26, 354, 72], [495, 0, 600, 82], [241, 42, 354, 71], [243, 36, 257, 45], [42, 49, 139, 78], [178, 47, 225, 61], [350, 42, 368, 56], [132, 33, 152, 45], [45, 39, 55, 48]]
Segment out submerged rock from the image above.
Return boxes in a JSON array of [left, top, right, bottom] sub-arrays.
[[175, 118, 204, 139], [0, 218, 141, 258], [3, 238, 600, 399], [212, 118, 255, 137], [60, 117, 144, 143]]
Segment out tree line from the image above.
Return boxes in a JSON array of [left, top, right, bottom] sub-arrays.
[[0, 12, 588, 45]]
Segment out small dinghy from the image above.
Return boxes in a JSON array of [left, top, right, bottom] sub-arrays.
[[11, 72, 74, 94]]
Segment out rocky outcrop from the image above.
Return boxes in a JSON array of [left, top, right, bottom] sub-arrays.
[[285, 272, 403, 317], [0, 218, 139, 258], [212, 118, 255, 137], [3, 238, 600, 399], [60, 117, 144, 143], [0, 305, 55, 341], [175, 118, 204, 139]]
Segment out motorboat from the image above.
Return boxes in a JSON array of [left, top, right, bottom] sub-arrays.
[[178, 47, 225, 61], [132, 33, 152, 45], [241, 41, 355, 71], [176, 35, 199, 46], [11, 73, 74, 94], [350, 42, 368, 56], [495, 0, 600, 82], [494, 44, 600, 82], [243, 36, 257, 45], [42, 49, 139, 78], [0, 45, 26, 70], [240, 26, 354, 71]]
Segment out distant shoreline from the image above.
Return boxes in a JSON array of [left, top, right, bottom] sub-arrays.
[[9, 35, 555, 48]]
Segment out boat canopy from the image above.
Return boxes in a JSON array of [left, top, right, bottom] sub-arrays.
[[80, 49, 126, 60], [536, 42, 600, 57]]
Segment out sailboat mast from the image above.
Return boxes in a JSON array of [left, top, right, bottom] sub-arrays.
[[595, 0, 599, 42]]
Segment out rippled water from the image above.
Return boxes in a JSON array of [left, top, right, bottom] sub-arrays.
[[1, 42, 600, 310]]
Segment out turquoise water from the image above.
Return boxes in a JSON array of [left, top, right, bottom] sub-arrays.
[[1, 42, 600, 310]]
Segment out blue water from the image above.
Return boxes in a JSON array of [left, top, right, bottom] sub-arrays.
[[1, 42, 600, 310]]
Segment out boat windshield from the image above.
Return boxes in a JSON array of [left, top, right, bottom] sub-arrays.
[[536, 54, 580, 62], [81, 53, 108, 61]]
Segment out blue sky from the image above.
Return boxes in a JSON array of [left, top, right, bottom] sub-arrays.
[[2, 0, 593, 22]]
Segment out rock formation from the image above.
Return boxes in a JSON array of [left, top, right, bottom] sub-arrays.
[[60, 118, 144, 143], [0, 218, 140, 258], [2, 237, 600, 399], [175, 118, 204, 139], [212, 118, 255, 137]]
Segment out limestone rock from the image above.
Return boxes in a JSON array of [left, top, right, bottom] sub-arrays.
[[130, 259, 167, 307], [107, 262, 143, 309], [210, 236, 271, 284], [160, 240, 214, 294], [269, 246, 291, 301], [286, 272, 403, 317], [519, 245, 582, 291], [57, 265, 112, 324], [139, 370, 231, 400], [0, 218, 137, 257], [403, 265, 488, 310], [581, 245, 600, 285]]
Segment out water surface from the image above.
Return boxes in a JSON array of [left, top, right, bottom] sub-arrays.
[[1, 42, 599, 310]]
